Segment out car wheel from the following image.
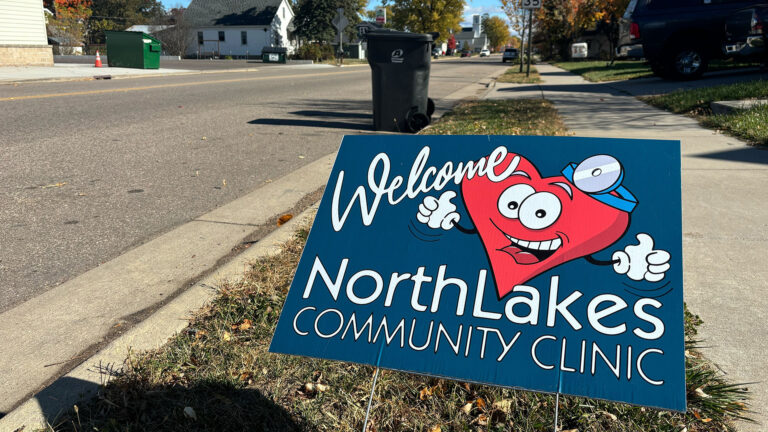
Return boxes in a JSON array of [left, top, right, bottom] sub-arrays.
[[664, 42, 708, 80]]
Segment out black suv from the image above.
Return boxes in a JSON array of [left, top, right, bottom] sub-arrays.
[[618, 0, 766, 79]]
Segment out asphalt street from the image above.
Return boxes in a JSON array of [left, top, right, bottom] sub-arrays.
[[0, 56, 506, 313]]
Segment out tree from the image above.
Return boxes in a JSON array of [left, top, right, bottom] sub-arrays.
[[47, 0, 92, 49], [155, 7, 188, 56], [294, 0, 365, 44], [447, 34, 457, 50], [501, 0, 529, 69], [385, 0, 464, 43], [481, 15, 510, 51], [89, 0, 165, 44]]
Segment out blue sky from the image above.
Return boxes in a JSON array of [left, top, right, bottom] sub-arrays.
[[158, 0, 507, 27]]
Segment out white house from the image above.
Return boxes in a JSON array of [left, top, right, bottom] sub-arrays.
[[184, 0, 295, 58], [0, 0, 53, 66], [455, 14, 488, 53]]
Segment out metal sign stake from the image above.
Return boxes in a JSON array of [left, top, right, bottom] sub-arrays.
[[553, 391, 560, 432], [362, 342, 385, 432]]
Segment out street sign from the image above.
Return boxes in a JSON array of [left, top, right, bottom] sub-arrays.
[[332, 8, 349, 31], [270, 135, 686, 412], [375, 7, 386, 24], [522, 0, 542, 9]]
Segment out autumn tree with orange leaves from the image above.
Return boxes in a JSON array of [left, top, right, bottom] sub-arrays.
[[47, 0, 92, 48], [528, 0, 629, 60]]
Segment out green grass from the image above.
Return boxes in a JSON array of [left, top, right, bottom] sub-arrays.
[[496, 66, 541, 84], [555, 59, 762, 83], [420, 99, 568, 135], [703, 103, 768, 145], [36, 100, 753, 431], [645, 79, 768, 145], [645, 80, 768, 114], [554, 60, 653, 82]]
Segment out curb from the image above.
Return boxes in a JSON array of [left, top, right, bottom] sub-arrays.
[[0, 205, 319, 431]]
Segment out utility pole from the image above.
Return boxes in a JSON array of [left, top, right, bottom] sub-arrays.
[[526, 9, 533, 77]]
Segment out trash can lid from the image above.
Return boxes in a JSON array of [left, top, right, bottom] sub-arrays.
[[366, 29, 433, 42]]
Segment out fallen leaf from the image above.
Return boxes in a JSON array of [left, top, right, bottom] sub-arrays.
[[277, 214, 293, 226], [475, 398, 486, 409], [183, 406, 197, 420], [222, 331, 231, 341], [599, 410, 617, 421], [303, 382, 316, 393], [315, 383, 329, 392], [222, 179, 227, 187], [692, 410, 702, 419], [428, 426, 441, 432], [237, 319, 252, 331], [201, 136, 207, 140], [694, 387, 711, 399], [702, 418, 712, 423], [298, 155, 306, 159], [492, 399, 512, 411], [195, 330, 207, 339], [419, 387, 432, 400], [239, 372, 252, 381], [475, 414, 488, 426], [461, 402, 472, 414], [41, 182, 67, 189]]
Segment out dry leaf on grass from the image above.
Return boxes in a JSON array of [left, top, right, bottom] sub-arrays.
[[419, 387, 432, 400], [428, 426, 441, 432], [222, 331, 231, 341], [232, 319, 252, 331], [461, 402, 473, 414]]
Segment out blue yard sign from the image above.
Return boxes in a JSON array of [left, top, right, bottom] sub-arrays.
[[270, 135, 685, 412]]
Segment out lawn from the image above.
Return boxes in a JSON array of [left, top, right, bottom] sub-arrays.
[[495, 66, 541, 84], [37, 100, 753, 432], [421, 99, 567, 136], [645, 79, 768, 145], [554, 60, 653, 82]]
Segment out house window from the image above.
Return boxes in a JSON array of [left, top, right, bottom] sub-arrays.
[[197, 31, 203, 45], [241, 31, 247, 45], [218, 31, 225, 41]]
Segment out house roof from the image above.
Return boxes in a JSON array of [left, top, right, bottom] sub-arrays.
[[185, 0, 285, 27], [125, 25, 174, 33]]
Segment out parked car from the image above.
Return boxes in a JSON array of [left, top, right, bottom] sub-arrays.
[[502, 47, 519, 62], [724, 5, 767, 62], [432, 47, 442, 58], [480, 49, 490, 57], [617, 0, 767, 79], [460, 50, 471, 57]]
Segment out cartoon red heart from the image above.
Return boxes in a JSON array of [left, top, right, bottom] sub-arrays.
[[461, 152, 630, 298]]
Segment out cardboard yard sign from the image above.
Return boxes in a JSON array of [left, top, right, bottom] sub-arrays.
[[270, 135, 685, 412]]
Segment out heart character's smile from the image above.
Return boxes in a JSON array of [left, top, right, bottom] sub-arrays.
[[491, 218, 563, 264]]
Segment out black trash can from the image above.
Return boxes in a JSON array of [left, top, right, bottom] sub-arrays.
[[366, 30, 434, 132]]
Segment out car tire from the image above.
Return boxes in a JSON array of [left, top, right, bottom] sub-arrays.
[[664, 41, 708, 80]]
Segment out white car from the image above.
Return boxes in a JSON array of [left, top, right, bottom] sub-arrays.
[[480, 49, 491, 57]]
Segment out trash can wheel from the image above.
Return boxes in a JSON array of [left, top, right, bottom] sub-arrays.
[[406, 108, 430, 133]]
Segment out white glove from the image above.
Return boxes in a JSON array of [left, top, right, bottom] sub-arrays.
[[416, 191, 460, 230], [612, 233, 671, 282]]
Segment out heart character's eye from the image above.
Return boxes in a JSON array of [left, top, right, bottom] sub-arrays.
[[519, 192, 562, 230], [498, 184, 535, 219]]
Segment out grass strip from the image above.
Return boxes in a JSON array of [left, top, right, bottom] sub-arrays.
[[645, 79, 768, 145], [702, 104, 768, 145], [421, 99, 567, 136], [554, 60, 653, 82], [39, 100, 752, 432], [645, 80, 768, 115], [496, 66, 541, 84]]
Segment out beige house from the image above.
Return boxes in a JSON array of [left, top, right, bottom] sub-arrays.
[[0, 0, 53, 66]]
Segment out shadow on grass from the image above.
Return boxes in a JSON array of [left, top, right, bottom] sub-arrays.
[[43, 377, 314, 432]]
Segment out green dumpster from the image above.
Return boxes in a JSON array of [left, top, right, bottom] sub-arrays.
[[105, 31, 161, 69], [262, 47, 287, 63]]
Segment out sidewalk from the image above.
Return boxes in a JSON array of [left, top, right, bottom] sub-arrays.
[[487, 63, 768, 430]]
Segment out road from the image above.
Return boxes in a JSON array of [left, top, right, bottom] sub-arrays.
[[0, 56, 505, 313]]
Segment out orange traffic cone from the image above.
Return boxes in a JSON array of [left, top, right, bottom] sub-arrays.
[[94, 51, 102, 68]]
